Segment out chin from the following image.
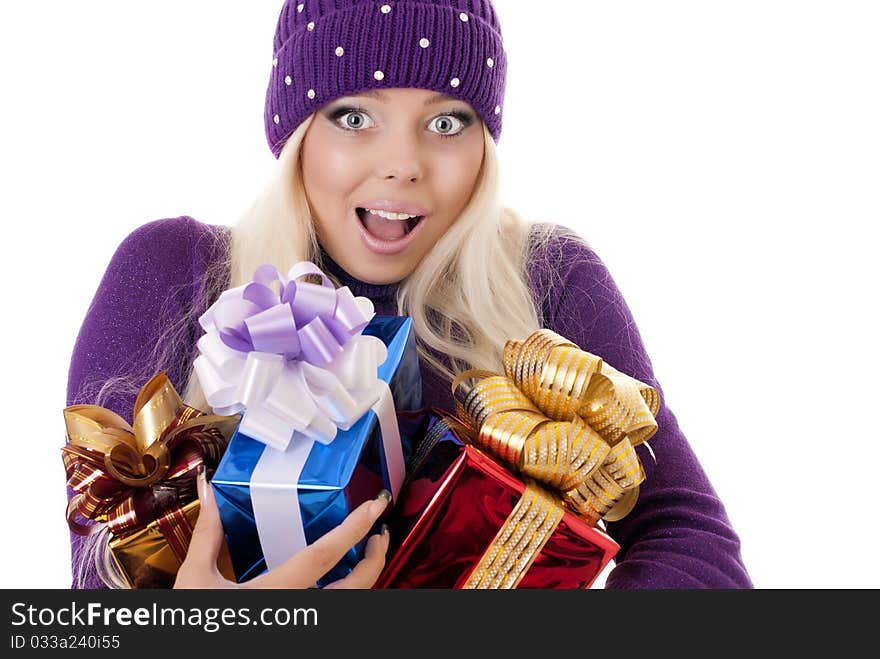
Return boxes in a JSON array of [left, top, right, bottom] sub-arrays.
[[328, 236, 421, 285], [357, 262, 413, 286]]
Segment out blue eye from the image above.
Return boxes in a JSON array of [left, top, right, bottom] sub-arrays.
[[327, 105, 474, 139]]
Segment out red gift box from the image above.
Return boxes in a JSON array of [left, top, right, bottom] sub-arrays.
[[376, 411, 619, 589], [378, 328, 661, 589]]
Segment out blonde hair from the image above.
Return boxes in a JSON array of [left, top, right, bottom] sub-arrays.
[[76, 114, 565, 588]]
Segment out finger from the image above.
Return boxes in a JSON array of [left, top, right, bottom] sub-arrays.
[[323, 525, 390, 589], [184, 465, 225, 572], [249, 489, 391, 589]]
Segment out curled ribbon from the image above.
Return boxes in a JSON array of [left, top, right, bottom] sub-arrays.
[[62, 372, 241, 538], [193, 262, 391, 451], [451, 328, 661, 526]]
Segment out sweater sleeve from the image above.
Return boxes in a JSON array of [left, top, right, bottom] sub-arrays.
[[64, 216, 198, 589], [529, 225, 753, 589]]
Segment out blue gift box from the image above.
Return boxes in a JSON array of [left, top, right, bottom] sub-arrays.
[[210, 315, 423, 586]]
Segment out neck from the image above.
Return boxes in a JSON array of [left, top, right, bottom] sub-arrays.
[[316, 243, 400, 302]]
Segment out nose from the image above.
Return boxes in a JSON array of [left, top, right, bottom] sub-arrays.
[[377, 129, 425, 182]]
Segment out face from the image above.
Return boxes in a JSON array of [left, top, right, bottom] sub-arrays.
[[300, 87, 485, 285]]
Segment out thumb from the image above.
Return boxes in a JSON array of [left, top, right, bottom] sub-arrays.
[[185, 465, 225, 570]]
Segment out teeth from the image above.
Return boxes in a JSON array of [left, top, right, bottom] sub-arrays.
[[364, 208, 420, 221]]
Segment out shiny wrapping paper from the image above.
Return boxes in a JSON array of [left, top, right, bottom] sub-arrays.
[[377, 328, 660, 589], [210, 315, 423, 586], [108, 500, 235, 589], [375, 411, 619, 589], [62, 372, 241, 589]]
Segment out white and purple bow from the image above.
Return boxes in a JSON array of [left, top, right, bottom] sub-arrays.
[[193, 261, 389, 452]]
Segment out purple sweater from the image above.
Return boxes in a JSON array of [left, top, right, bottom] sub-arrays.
[[66, 216, 752, 589]]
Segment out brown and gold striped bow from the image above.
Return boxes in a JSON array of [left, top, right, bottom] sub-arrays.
[[62, 372, 240, 537], [451, 329, 661, 525]]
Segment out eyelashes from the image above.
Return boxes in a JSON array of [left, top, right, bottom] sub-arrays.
[[325, 105, 475, 139]]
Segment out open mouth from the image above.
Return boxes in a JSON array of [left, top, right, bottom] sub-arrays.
[[356, 207, 425, 240]]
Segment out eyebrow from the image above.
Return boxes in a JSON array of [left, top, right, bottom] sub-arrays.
[[349, 90, 460, 106]]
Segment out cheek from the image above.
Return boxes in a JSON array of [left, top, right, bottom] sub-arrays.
[[304, 148, 350, 197], [302, 127, 362, 205], [437, 141, 484, 209]]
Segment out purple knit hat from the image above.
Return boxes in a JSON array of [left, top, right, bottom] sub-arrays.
[[264, 0, 507, 159]]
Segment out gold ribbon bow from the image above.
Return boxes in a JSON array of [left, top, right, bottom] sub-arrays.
[[446, 329, 661, 588], [62, 372, 241, 543], [451, 328, 661, 526]]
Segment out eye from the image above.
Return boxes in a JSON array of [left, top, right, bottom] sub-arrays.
[[339, 109, 374, 131], [429, 113, 470, 139], [328, 106, 474, 140]]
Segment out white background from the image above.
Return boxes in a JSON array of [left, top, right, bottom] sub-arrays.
[[2, 1, 877, 589]]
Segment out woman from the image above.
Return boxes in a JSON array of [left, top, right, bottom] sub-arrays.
[[66, 0, 752, 589]]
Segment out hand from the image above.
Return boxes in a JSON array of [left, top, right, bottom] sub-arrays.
[[174, 466, 392, 589]]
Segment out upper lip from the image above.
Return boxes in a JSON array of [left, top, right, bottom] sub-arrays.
[[355, 200, 430, 216]]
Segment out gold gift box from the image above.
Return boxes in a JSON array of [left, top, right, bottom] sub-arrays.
[[109, 500, 235, 589]]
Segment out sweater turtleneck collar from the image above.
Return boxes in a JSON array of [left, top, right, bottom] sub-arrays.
[[316, 242, 401, 302]]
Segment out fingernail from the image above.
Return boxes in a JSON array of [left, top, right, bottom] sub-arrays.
[[380, 523, 389, 536], [196, 464, 206, 499], [371, 489, 392, 514]]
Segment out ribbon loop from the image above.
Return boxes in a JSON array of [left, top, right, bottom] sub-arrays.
[[451, 329, 661, 525], [194, 261, 392, 454], [61, 372, 241, 536]]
